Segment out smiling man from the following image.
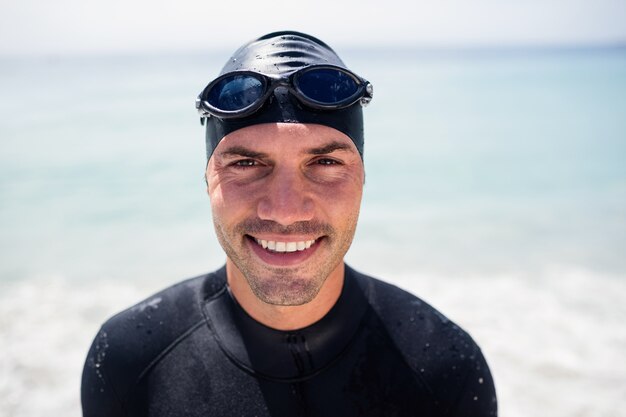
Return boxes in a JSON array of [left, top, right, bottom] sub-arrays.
[[82, 31, 497, 416], [209, 123, 363, 330]]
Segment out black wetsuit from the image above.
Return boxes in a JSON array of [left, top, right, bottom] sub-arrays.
[[81, 265, 497, 416]]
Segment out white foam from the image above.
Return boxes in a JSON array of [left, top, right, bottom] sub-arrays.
[[1, 267, 625, 416], [0, 274, 155, 417], [388, 265, 626, 417]]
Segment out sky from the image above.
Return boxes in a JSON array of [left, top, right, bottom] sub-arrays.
[[1, 0, 626, 55]]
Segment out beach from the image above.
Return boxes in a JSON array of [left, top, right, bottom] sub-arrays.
[[1, 47, 625, 416]]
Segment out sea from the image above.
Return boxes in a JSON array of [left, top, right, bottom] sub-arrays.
[[1, 46, 625, 416]]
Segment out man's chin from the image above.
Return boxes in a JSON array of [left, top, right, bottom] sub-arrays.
[[245, 270, 324, 306]]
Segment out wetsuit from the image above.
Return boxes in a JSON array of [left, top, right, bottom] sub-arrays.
[[81, 265, 497, 416]]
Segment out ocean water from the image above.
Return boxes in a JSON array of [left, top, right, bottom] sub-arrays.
[[1, 47, 625, 416]]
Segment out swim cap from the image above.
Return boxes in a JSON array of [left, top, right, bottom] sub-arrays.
[[201, 31, 368, 159]]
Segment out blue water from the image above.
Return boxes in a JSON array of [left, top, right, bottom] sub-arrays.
[[1, 48, 625, 281], [1, 48, 626, 417]]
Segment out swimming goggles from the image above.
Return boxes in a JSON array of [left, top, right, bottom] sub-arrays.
[[196, 65, 373, 119]]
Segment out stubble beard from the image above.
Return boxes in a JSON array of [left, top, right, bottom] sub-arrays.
[[213, 216, 358, 306]]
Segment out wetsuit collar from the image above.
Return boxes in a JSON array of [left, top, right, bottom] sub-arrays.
[[202, 265, 369, 382]]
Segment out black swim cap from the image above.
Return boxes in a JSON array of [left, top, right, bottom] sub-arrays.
[[202, 31, 367, 159]]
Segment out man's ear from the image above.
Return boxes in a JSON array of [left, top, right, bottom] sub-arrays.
[[204, 159, 211, 193]]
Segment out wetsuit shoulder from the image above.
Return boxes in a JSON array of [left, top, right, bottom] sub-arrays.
[[349, 267, 497, 416], [81, 270, 226, 417]]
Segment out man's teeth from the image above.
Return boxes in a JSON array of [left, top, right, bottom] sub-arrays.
[[255, 238, 316, 253]]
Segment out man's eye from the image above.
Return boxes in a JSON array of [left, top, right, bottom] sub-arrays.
[[234, 159, 257, 167], [316, 158, 339, 165]]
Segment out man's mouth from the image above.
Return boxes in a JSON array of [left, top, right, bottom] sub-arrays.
[[253, 238, 317, 253]]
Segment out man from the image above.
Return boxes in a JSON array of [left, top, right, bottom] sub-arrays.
[[82, 31, 497, 416]]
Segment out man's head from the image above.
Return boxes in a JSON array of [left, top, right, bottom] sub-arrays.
[[197, 31, 372, 306]]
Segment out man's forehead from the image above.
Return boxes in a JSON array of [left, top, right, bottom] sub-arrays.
[[213, 123, 359, 158]]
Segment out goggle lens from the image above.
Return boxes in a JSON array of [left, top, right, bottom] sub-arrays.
[[296, 68, 359, 104], [207, 74, 265, 111]]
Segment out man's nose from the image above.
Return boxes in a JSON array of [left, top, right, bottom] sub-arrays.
[[257, 168, 314, 226]]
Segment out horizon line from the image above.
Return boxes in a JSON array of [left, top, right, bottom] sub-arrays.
[[2, 40, 625, 59]]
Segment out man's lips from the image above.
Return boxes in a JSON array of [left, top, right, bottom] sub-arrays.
[[253, 237, 317, 253], [245, 235, 322, 266]]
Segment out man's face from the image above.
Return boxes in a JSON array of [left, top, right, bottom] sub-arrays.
[[206, 123, 364, 306]]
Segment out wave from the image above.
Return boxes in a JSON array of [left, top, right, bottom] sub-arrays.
[[1, 266, 625, 416]]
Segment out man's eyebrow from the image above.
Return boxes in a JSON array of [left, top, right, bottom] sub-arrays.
[[217, 146, 268, 159], [305, 141, 354, 155]]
